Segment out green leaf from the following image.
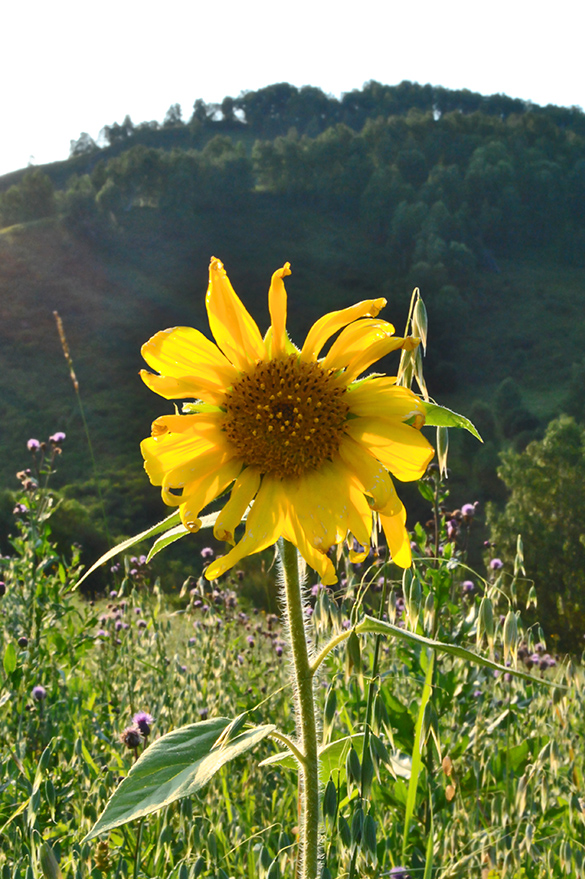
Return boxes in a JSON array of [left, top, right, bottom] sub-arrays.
[[259, 734, 411, 783], [84, 717, 275, 841], [421, 401, 483, 442], [355, 615, 565, 690], [3, 641, 17, 675], [74, 509, 220, 590], [146, 523, 190, 562], [402, 649, 434, 859]]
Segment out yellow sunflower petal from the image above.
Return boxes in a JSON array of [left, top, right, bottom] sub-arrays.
[[213, 467, 262, 545], [142, 326, 237, 386], [378, 502, 412, 568], [323, 319, 419, 383], [322, 319, 393, 370], [346, 478, 375, 550], [140, 370, 226, 404], [268, 263, 291, 358], [346, 417, 434, 481], [161, 444, 236, 502], [347, 378, 425, 421], [205, 477, 286, 580], [178, 457, 243, 531], [283, 507, 338, 585], [300, 298, 388, 362], [141, 416, 227, 485], [206, 257, 266, 370], [338, 436, 394, 511], [285, 463, 348, 553]]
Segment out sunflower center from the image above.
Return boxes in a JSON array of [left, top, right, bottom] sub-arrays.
[[222, 354, 349, 478]]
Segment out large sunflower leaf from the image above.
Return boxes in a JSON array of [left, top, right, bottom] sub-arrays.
[[84, 718, 275, 841]]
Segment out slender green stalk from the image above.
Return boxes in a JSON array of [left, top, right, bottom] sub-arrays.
[[278, 538, 320, 879]]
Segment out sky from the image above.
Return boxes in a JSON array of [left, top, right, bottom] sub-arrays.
[[2, 0, 583, 178]]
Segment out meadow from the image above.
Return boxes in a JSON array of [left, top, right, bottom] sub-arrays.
[[1, 435, 582, 879]]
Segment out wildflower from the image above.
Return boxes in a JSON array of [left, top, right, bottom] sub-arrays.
[[490, 558, 504, 571], [31, 685, 47, 701], [133, 711, 153, 736], [27, 438, 41, 451], [140, 259, 433, 584], [461, 502, 477, 518], [49, 432, 66, 444], [389, 869, 412, 879], [120, 726, 142, 749], [201, 547, 214, 559], [136, 619, 147, 629], [13, 503, 28, 515], [462, 580, 475, 595]]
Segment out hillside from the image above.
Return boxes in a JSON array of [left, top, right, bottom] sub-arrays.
[[1, 80, 584, 532]]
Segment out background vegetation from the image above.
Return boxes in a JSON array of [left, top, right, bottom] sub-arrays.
[[1, 79, 584, 644]]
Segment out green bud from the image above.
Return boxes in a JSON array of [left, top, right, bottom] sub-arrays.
[[423, 591, 435, 634], [436, 426, 449, 478], [502, 609, 518, 663], [338, 814, 351, 848], [213, 713, 247, 748], [363, 813, 377, 860], [477, 596, 494, 650], [346, 746, 361, 787], [323, 779, 337, 820], [40, 843, 62, 879], [350, 806, 364, 845], [413, 296, 428, 353]]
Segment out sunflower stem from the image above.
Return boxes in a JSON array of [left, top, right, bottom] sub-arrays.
[[278, 537, 320, 879]]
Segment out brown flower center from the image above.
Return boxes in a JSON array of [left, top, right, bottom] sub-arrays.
[[223, 354, 349, 478]]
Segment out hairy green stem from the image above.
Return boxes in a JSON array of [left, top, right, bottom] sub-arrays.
[[278, 538, 320, 879]]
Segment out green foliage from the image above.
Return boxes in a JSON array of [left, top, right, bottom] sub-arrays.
[[488, 415, 585, 650], [0, 447, 582, 878], [0, 169, 56, 226]]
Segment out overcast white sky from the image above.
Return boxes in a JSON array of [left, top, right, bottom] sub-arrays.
[[2, 0, 582, 177]]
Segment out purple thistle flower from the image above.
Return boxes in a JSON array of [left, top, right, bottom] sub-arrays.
[[31, 685, 46, 701], [133, 711, 154, 736], [95, 629, 110, 639], [247, 635, 255, 647], [13, 503, 28, 515], [201, 547, 215, 560], [461, 503, 476, 517], [490, 558, 504, 570], [462, 580, 475, 595], [136, 619, 147, 629], [27, 438, 41, 451], [49, 432, 66, 444], [389, 868, 412, 879]]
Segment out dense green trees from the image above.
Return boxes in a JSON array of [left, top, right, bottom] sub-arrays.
[[488, 417, 585, 651], [0, 169, 56, 226]]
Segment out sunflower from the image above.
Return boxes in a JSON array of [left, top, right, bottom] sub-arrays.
[[140, 258, 434, 584]]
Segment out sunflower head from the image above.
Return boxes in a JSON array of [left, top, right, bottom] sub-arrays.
[[140, 258, 433, 584]]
